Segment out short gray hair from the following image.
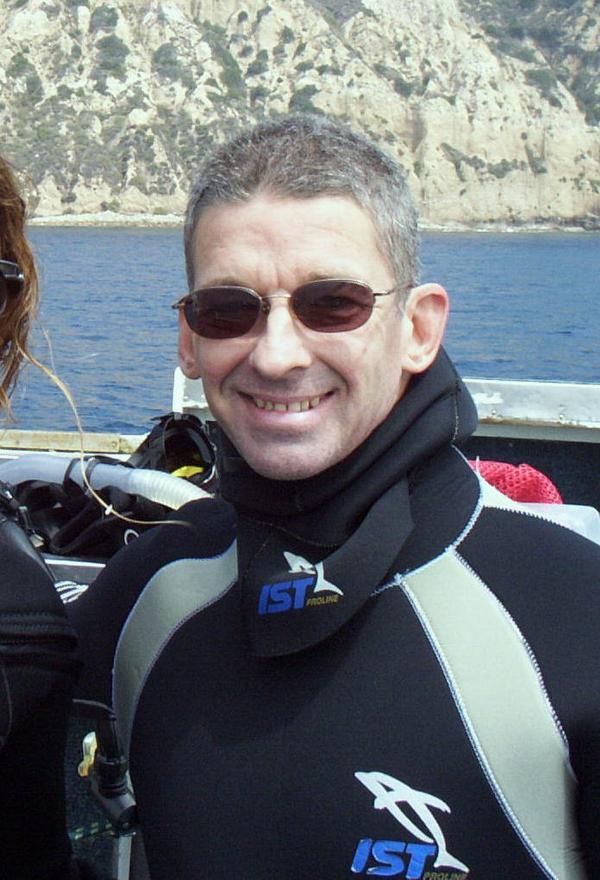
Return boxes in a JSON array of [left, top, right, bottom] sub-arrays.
[[183, 114, 419, 295]]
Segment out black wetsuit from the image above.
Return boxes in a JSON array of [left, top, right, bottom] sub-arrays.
[[0, 514, 79, 880], [72, 352, 599, 880]]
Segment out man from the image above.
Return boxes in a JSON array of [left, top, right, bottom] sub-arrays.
[[77, 114, 598, 880]]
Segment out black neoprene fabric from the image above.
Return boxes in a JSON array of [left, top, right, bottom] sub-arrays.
[[1, 516, 80, 880], [68, 350, 600, 879]]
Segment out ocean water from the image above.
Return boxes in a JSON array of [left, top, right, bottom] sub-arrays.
[[7, 227, 599, 434]]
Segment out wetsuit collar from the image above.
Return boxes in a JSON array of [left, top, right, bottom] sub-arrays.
[[219, 349, 476, 544], [218, 349, 478, 656]]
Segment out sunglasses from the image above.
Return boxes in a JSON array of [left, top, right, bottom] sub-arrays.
[[0, 260, 24, 317], [173, 278, 409, 339]]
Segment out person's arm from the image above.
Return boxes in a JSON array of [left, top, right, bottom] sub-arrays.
[[572, 725, 600, 876], [67, 497, 236, 706], [1, 524, 79, 879]]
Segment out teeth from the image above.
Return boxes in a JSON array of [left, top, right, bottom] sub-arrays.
[[252, 396, 322, 412]]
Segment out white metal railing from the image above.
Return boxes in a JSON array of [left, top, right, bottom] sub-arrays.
[[466, 378, 600, 443]]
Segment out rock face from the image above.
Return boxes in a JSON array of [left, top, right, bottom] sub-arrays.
[[0, 0, 598, 226]]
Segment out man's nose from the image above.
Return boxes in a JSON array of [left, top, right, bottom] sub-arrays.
[[248, 295, 313, 377]]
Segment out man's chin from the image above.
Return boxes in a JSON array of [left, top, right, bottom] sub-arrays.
[[241, 445, 336, 482], [247, 459, 325, 482]]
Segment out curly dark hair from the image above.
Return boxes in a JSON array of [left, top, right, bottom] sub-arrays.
[[0, 155, 39, 415]]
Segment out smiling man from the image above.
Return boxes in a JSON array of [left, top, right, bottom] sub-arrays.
[[79, 115, 598, 880], [177, 191, 445, 480]]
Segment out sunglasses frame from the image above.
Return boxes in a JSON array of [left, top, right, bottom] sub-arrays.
[[0, 260, 25, 316], [172, 278, 411, 339]]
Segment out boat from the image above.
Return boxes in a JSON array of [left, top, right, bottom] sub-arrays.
[[1, 369, 599, 879]]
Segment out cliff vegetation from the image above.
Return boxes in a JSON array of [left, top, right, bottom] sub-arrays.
[[0, 0, 598, 226]]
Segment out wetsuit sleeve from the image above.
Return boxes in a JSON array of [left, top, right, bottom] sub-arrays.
[[460, 509, 600, 877], [1, 516, 80, 880], [68, 497, 236, 706], [575, 737, 600, 876]]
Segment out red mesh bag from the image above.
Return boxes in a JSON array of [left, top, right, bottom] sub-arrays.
[[469, 460, 563, 504]]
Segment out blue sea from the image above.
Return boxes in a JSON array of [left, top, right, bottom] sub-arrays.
[[8, 227, 599, 434]]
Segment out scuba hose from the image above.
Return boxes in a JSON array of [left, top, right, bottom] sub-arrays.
[[0, 454, 209, 510]]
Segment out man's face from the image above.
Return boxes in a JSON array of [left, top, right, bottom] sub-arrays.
[[179, 193, 433, 481]]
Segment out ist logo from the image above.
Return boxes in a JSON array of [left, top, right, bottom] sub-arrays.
[[351, 771, 469, 878], [258, 572, 316, 615], [351, 838, 437, 878], [257, 553, 343, 615]]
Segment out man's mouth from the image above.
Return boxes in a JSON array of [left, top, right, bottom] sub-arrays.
[[252, 395, 323, 413]]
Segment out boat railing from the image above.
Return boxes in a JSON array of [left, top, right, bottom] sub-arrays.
[[0, 429, 144, 460], [1, 370, 598, 458]]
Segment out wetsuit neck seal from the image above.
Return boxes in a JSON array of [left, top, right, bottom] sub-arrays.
[[220, 349, 478, 657], [218, 349, 477, 542]]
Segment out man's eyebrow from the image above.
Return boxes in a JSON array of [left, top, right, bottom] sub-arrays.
[[301, 270, 344, 282], [296, 269, 368, 285], [195, 276, 251, 288], [194, 270, 361, 292]]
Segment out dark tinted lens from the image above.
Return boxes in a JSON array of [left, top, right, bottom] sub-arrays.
[[294, 280, 374, 331], [184, 287, 260, 339], [0, 262, 23, 316], [0, 277, 7, 317]]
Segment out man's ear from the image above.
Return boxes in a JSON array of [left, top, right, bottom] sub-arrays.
[[400, 283, 449, 374], [178, 309, 202, 379]]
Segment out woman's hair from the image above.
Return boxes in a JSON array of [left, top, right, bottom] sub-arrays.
[[0, 155, 39, 415]]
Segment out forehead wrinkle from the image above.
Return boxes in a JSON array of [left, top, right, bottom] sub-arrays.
[[192, 194, 393, 292]]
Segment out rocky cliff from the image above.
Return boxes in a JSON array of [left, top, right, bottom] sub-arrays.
[[0, 0, 598, 226]]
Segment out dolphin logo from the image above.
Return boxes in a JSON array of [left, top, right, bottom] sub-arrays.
[[55, 580, 90, 603], [355, 770, 469, 873], [283, 551, 344, 596]]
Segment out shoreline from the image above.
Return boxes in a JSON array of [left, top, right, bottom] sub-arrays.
[[28, 211, 183, 228], [28, 210, 598, 233]]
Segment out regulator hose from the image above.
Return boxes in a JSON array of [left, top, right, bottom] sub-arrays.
[[0, 454, 209, 510]]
